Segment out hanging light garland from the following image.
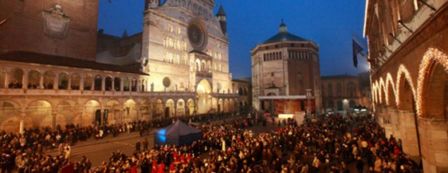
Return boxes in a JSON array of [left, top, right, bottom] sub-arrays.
[[416, 48, 448, 117], [395, 65, 416, 108]]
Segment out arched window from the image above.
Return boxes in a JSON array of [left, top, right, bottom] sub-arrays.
[[70, 74, 81, 90], [58, 73, 69, 90], [114, 77, 121, 91], [28, 70, 40, 89], [105, 77, 113, 91], [84, 75, 93, 90], [43, 71, 55, 89], [94, 75, 102, 91]]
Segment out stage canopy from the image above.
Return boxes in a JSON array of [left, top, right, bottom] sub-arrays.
[[155, 120, 202, 146]]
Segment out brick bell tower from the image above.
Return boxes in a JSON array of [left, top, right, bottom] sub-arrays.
[[0, 0, 99, 61]]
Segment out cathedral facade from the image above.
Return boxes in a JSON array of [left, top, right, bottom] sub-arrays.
[[141, 0, 233, 114]]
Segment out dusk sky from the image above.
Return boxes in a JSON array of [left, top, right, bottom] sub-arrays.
[[98, 0, 368, 78]]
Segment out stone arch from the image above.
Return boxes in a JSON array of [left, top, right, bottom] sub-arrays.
[[28, 70, 40, 89], [196, 79, 212, 114], [82, 100, 101, 126], [195, 59, 201, 71], [70, 73, 81, 90], [123, 78, 131, 91], [83, 75, 93, 90], [176, 99, 185, 116], [201, 60, 206, 71], [385, 73, 397, 107], [131, 78, 138, 91], [43, 71, 55, 89], [155, 99, 164, 118], [223, 99, 230, 113], [417, 48, 448, 119], [114, 77, 121, 91], [138, 99, 151, 121], [25, 100, 53, 128], [55, 101, 74, 128], [229, 99, 235, 112], [396, 65, 417, 110], [165, 99, 175, 117], [396, 65, 421, 158], [8, 68, 23, 89], [124, 99, 138, 122], [58, 72, 69, 90], [94, 75, 103, 91], [0, 100, 21, 132], [218, 99, 223, 112], [105, 76, 113, 91], [187, 99, 195, 116], [105, 100, 122, 124]]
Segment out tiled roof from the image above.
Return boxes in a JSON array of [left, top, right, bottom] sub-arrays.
[[0, 51, 148, 75], [263, 32, 308, 44]]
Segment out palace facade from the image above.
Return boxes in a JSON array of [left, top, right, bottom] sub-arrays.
[[321, 74, 371, 113], [251, 21, 322, 115], [364, 0, 448, 172], [0, 0, 242, 132]]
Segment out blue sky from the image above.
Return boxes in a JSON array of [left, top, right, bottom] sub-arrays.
[[98, 0, 368, 78]]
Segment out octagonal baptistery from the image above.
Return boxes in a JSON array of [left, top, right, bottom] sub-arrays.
[[251, 21, 322, 114]]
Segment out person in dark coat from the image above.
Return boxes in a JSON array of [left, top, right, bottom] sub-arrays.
[[135, 141, 141, 152]]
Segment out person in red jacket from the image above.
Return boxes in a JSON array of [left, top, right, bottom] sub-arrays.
[[157, 162, 165, 173], [152, 160, 158, 172]]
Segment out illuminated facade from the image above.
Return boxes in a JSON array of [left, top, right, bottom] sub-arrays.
[[0, 0, 240, 132], [364, 0, 448, 172], [321, 74, 371, 112], [251, 21, 322, 115], [142, 0, 234, 114]]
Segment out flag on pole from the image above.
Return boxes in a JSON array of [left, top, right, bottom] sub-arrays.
[[352, 39, 364, 68]]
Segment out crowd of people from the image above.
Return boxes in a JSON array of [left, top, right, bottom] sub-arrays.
[[0, 112, 423, 173], [87, 115, 422, 173], [0, 113, 240, 172]]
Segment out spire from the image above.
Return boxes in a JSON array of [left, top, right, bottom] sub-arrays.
[[217, 5, 226, 16], [217, 5, 227, 34], [279, 19, 287, 33]]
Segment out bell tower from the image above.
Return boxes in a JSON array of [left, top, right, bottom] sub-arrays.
[[216, 5, 227, 35]]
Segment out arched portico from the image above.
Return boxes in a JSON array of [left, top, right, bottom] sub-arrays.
[[196, 79, 212, 114]]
